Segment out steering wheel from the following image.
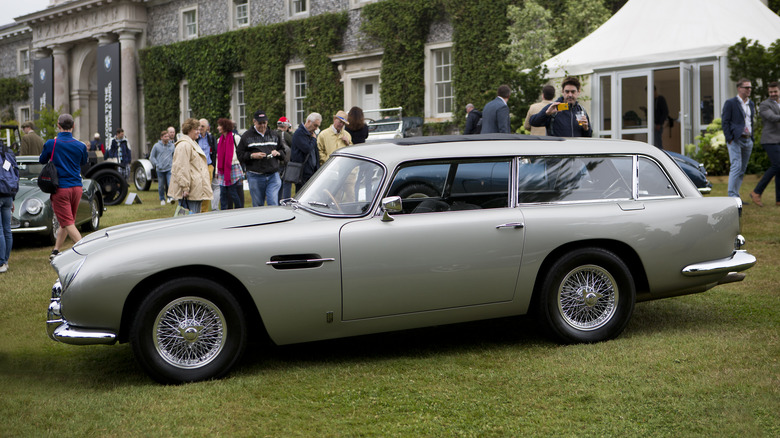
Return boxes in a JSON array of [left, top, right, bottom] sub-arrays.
[[323, 189, 343, 213]]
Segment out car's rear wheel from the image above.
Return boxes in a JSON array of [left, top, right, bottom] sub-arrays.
[[92, 169, 128, 206], [81, 197, 100, 232], [537, 247, 635, 343], [130, 277, 247, 384], [133, 165, 151, 191], [47, 213, 60, 245]]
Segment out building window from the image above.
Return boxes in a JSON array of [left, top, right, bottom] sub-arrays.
[[182, 8, 198, 39], [433, 48, 454, 115], [18, 49, 30, 75], [287, 0, 309, 18], [234, 0, 249, 28], [19, 106, 31, 123], [181, 81, 192, 125], [292, 69, 307, 125], [233, 76, 247, 132]]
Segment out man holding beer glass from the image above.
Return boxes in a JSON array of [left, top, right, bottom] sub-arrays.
[[529, 76, 592, 138]]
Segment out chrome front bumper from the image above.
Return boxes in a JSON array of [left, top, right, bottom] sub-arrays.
[[681, 250, 757, 277], [47, 280, 117, 345]]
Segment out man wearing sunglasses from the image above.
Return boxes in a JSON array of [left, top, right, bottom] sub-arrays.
[[722, 78, 756, 199]]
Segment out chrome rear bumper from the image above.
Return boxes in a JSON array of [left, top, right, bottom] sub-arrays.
[[681, 250, 756, 277]]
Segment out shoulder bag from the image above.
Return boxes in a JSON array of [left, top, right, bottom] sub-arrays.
[[38, 139, 59, 194]]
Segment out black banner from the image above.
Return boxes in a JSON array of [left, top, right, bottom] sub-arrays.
[[33, 57, 53, 118], [97, 42, 121, 145]]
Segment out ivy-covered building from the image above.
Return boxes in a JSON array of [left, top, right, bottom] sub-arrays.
[[0, 0, 476, 158]]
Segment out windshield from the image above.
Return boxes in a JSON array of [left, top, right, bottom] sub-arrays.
[[296, 156, 384, 216], [17, 161, 45, 180]]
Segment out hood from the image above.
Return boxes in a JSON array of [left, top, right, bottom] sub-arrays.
[[73, 206, 296, 255], [15, 181, 40, 199]]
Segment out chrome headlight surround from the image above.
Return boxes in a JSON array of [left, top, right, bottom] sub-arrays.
[[22, 198, 44, 215]]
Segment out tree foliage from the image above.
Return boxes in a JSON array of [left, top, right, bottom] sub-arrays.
[[35, 105, 82, 141], [502, 1, 553, 70]]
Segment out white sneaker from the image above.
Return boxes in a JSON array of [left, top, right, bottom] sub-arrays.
[[0, 263, 7, 273], [161, 200, 166, 206]]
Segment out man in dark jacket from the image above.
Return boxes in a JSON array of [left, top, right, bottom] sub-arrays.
[[530, 76, 593, 138], [722, 78, 756, 198], [480, 85, 512, 134], [108, 128, 132, 180], [236, 109, 287, 207], [289, 113, 322, 194], [464, 104, 482, 134]]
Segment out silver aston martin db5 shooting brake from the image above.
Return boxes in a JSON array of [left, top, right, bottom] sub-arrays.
[[46, 134, 756, 383]]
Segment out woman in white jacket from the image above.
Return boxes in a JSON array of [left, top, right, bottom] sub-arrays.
[[216, 118, 245, 209], [168, 118, 213, 213]]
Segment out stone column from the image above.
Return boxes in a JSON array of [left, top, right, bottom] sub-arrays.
[[51, 44, 70, 113], [118, 29, 141, 159]]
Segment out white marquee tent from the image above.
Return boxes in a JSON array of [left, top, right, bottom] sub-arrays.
[[541, 0, 780, 150]]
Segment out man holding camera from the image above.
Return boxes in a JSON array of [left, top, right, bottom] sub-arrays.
[[530, 76, 592, 138]]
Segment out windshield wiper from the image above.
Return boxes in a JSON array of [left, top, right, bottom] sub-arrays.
[[281, 198, 298, 206], [308, 201, 330, 208]]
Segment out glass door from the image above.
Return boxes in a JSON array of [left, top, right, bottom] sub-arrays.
[[618, 72, 650, 143]]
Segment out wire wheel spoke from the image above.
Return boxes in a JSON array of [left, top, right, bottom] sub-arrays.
[[558, 265, 618, 331], [153, 297, 226, 369]]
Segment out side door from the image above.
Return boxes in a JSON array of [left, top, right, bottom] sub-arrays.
[[339, 159, 525, 320]]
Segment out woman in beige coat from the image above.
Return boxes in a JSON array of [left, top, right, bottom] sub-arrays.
[[168, 118, 213, 213]]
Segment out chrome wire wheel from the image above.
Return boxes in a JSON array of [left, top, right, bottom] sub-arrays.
[[153, 296, 227, 369], [557, 264, 618, 331]]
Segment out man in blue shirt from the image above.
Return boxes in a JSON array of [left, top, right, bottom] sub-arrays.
[[39, 113, 88, 260]]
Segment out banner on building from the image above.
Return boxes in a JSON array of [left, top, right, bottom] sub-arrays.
[[33, 57, 53, 119], [97, 42, 121, 144]]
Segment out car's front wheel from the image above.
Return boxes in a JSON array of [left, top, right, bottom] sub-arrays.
[[81, 197, 100, 232], [130, 277, 247, 384], [133, 165, 151, 191], [537, 247, 635, 344]]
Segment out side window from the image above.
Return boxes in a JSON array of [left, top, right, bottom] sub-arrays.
[[518, 156, 632, 203], [638, 156, 678, 198], [388, 160, 510, 214]]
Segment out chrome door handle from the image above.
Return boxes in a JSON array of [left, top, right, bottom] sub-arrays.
[[496, 222, 524, 229]]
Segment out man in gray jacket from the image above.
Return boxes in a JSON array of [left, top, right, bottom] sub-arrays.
[[149, 130, 175, 205], [750, 82, 780, 206]]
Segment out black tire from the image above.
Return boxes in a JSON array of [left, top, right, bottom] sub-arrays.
[[133, 165, 151, 191], [130, 277, 247, 384], [537, 247, 635, 344], [81, 197, 101, 232], [92, 169, 129, 206], [397, 183, 439, 199]]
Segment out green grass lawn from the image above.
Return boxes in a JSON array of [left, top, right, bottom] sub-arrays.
[[0, 177, 777, 437]]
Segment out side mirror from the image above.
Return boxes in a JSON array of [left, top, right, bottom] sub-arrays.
[[380, 196, 402, 222]]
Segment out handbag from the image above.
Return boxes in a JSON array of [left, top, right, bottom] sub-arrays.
[[38, 139, 59, 194], [173, 199, 193, 216], [282, 161, 303, 184]]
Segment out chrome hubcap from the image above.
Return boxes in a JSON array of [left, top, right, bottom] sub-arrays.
[[153, 297, 226, 369], [558, 265, 617, 331]]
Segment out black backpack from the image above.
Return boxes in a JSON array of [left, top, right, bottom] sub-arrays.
[[0, 141, 19, 197]]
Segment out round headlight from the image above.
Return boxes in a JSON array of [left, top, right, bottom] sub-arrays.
[[23, 198, 44, 215]]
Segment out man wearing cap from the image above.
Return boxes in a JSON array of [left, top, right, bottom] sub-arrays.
[[317, 110, 353, 165], [236, 109, 287, 207]]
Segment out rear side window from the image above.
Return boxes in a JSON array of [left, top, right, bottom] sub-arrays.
[[517, 156, 633, 203], [638, 156, 677, 198]]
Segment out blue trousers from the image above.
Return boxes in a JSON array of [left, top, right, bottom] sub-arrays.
[[157, 170, 171, 201], [247, 172, 281, 207], [0, 196, 13, 265], [727, 137, 753, 198]]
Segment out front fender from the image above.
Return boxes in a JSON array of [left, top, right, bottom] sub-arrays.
[[83, 161, 124, 178], [131, 159, 154, 180]]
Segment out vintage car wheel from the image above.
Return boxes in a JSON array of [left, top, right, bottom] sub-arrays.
[[133, 165, 151, 191], [538, 248, 635, 344], [92, 169, 129, 206], [81, 197, 101, 232], [130, 277, 247, 384], [48, 213, 61, 245]]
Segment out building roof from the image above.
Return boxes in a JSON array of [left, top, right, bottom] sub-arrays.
[[543, 0, 780, 76]]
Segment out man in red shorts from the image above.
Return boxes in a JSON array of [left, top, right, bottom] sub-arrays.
[[39, 114, 89, 260]]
